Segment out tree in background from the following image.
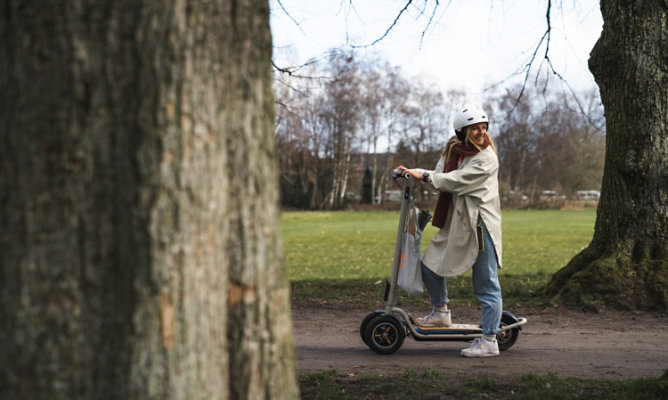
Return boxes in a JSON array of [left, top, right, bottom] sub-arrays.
[[491, 89, 537, 201], [357, 61, 410, 205], [275, 51, 460, 209], [275, 69, 329, 209], [549, 91, 606, 197], [0, 1, 297, 398], [276, 51, 366, 209], [321, 52, 364, 209], [544, 1, 668, 309], [491, 85, 605, 205], [276, 56, 605, 211]]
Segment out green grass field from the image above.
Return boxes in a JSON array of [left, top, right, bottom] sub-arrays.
[[300, 369, 668, 400], [281, 209, 596, 281]]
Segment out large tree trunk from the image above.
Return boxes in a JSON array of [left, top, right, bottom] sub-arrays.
[[544, 1, 668, 309], [0, 1, 297, 399]]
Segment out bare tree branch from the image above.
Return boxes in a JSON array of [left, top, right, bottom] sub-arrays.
[[352, 1, 415, 48], [276, 0, 305, 35], [493, 0, 601, 130], [511, 0, 553, 113], [350, 1, 445, 50], [272, 58, 325, 79], [414, 0, 448, 50]]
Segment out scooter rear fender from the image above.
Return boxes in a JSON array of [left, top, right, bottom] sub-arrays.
[[502, 310, 524, 331]]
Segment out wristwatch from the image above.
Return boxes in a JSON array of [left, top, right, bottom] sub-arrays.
[[423, 172, 430, 182]]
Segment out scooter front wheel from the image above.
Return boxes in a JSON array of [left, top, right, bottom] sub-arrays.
[[364, 315, 405, 355], [360, 311, 383, 346]]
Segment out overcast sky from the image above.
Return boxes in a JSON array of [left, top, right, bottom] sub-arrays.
[[270, 0, 603, 101]]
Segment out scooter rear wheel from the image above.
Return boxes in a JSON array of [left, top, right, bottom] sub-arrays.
[[364, 315, 405, 355], [497, 314, 520, 350]]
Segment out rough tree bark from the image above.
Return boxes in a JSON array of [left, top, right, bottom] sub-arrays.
[[0, 1, 297, 399], [544, 0, 668, 309]]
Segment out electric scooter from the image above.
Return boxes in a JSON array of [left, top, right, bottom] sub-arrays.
[[360, 172, 527, 355]]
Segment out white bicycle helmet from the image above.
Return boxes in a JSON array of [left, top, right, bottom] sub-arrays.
[[453, 107, 489, 142]]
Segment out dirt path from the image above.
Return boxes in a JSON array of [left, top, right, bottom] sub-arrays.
[[292, 305, 668, 380]]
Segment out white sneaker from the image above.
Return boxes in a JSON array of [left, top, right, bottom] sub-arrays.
[[461, 337, 499, 357], [416, 308, 451, 327]]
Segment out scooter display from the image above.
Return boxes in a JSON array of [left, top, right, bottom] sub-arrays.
[[360, 172, 527, 355]]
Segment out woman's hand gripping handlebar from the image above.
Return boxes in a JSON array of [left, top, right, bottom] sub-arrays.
[[394, 166, 430, 183]]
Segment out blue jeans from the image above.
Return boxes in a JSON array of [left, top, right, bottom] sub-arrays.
[[421, 218, 502, 334]]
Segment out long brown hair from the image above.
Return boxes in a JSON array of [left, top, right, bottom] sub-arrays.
[[442, 126, 497, 163]]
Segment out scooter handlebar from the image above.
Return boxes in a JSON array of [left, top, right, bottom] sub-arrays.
[[392, 169, 413, 179]]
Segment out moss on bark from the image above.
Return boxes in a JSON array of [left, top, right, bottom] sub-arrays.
[[543, 242, 668, 310]]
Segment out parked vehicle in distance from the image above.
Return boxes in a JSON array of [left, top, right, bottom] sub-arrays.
[[575, 190, 600, 200], [539, 190, 566, 201]]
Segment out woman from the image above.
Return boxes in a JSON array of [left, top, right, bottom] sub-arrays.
[[397, 106, 503, 358]]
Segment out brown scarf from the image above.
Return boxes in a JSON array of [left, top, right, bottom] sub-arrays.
[[431, 136, 490, 228]]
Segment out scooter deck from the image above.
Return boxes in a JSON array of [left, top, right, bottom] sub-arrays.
[[408, 313, 482, 334]]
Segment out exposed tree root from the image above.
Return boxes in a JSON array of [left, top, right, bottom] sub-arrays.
[[542, 243, 668, 311]]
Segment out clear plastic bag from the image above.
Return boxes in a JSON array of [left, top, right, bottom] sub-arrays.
[[397, 201, 430, 297]]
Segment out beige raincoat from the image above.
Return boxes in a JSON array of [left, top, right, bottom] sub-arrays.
[[420, 146, 502, 277]]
